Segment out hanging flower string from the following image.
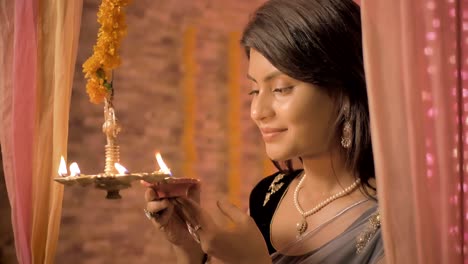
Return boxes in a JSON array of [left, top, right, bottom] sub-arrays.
[[83, 0, 131, 104]]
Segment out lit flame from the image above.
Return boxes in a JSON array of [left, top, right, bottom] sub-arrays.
[[69, 162, 81, 176], [58, 156, 68, 176], [155, 152, 171, 175], [114, 163, 129, 174]]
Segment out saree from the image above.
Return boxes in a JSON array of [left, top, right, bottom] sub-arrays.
[[271, 202, 384, 264]]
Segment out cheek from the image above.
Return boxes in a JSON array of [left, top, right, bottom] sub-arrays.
[[277, 100, 315, 129], [284, 99, 335, 146]]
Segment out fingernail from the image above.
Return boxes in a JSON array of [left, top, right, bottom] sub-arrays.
[[150, 189, 160, 201], [141, 180, 152, 187]]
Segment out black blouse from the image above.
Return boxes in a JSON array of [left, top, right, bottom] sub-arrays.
[[249, 169, 303, 254]]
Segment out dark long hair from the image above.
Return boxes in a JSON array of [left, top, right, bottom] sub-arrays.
[[241, 0, 375, 191]]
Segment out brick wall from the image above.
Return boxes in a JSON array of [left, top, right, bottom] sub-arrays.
[[56, 0, 269, 263]]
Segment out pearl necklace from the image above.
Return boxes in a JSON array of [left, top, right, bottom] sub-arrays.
[[293, 173, 361, 236]]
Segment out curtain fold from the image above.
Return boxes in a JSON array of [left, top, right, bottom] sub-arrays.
[[31, 1, 83, 263], [361, 0, 466, 263], [6, 1, 40, 263], [0, 1, 83, 263], [0, 1, 23, 263]]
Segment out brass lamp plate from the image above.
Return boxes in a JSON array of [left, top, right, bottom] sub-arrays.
[[54, 172, 198, 199]]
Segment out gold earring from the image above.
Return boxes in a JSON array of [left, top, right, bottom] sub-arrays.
[[341, 121, 352, 149]]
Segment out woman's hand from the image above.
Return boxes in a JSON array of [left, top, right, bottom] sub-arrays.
[[143, 182, 205, 264], [175, 197, 271, 264]]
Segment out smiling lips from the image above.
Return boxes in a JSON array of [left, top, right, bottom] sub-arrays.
[[260, 127, 287, 142]]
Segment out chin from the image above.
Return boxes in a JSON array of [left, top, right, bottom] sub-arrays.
[[265, 148, 296, 162]]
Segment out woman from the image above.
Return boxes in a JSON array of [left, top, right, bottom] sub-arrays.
[[144, 0, 384, 263]]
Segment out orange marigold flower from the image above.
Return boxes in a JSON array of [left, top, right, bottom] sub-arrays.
[[83, 0, 131, 104]]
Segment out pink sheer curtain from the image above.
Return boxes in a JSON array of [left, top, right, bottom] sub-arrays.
[[0, 1, 83, 263], [0, 1, 38, 263], [361, 0, 467, 263]]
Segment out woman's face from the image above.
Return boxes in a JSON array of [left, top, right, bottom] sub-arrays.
[[248, 49, 336, 161]]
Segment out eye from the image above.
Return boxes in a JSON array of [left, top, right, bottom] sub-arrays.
[[248, 89, 259, 96], [272, 86, 294, 94]]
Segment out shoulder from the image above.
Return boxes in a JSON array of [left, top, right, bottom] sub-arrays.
[[249, 169, 302, 213], [248, 169, 302, 254], [250, 172, 282, 200], [356, 206, 384, 263]]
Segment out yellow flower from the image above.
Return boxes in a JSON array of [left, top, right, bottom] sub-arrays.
[[86, 78, 108, 104], [83, 0, 131, 104]]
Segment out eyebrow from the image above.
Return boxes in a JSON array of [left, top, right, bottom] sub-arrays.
[[246, 71, 284, 83]]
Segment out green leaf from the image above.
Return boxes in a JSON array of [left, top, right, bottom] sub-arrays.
[[104, 81, 113, 91]]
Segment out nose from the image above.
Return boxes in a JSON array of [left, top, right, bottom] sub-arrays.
[[250, 92, 275, 122]]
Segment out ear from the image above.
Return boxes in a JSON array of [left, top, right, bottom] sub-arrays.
[[342, 97, 350, 116]]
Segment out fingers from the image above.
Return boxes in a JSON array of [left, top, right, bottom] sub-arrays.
[[187, 183, 201, 203], [146, 198, 174, 228], [216, 198, 249, 223], [145, 188, 160, 202], [174, 197, 213, 231], [173, 197, 215, 246], [140, 180, 152, 187], [174, 197, 201, 219], [172, 198, 200, 228], [144, 184, 202, 232]]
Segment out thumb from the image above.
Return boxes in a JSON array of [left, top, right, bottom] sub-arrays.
[[216, 198, 248, 223], [187, 182, 201, 203]]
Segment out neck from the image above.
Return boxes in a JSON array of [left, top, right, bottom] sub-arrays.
[[300, 148, 356, 194]]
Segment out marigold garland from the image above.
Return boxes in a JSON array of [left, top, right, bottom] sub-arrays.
[[83, 0, 131, 104]]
